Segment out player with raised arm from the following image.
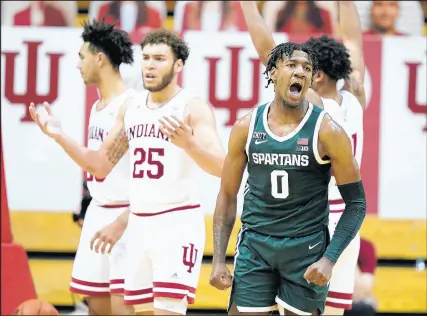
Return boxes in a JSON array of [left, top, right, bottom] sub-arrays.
[[30, 30, 225, 315], [209, 41, 366, 315], [30, 20, 135, 315], [240, 1, 366, 314]]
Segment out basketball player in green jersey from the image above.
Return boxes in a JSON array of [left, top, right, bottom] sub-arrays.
[[210, 43, 366, 315]]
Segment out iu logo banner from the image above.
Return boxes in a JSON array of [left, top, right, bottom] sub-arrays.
[[1, 26, 86, 213], [2, 41, 64, 122]]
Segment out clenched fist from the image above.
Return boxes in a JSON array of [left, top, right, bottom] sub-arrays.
[[210, 262, 233, 290], [303, 257, 334, 286]]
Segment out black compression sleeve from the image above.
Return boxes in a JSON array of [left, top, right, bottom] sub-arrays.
[[323, 180, 367, 263]]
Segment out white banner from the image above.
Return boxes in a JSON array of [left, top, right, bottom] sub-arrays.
[[378, 36, 427, 219]]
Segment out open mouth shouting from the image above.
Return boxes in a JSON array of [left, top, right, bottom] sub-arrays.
[[287, 81, 304, 101]]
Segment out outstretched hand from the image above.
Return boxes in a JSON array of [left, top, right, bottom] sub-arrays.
[[29, 102, 61, 138]]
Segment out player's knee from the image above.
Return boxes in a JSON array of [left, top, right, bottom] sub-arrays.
[[111, 294, 135, 315], [324, 305, 344, 315], [86, 296, 112, 315], [153, 298, 188, 315]]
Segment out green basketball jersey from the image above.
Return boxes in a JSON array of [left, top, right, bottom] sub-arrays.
[[242, 102, 331, 237]]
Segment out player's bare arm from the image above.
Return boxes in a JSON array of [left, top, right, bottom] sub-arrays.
[[240, 1, 323, 107], [159, 97, 225, 177], [210, 112, 251, 291], [338, 1, 366, 109], [29, 99, 131, 179], [304, 114, 366, 286]]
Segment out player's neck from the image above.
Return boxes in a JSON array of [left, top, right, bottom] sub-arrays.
[[271, 99, 308, 124], [149, 83, 181, 105], [316, 82, 342, 104], [97, 72, 127, 102]]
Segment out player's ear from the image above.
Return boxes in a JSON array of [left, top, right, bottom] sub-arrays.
[[270, 67, 277, 83], [96, 52, 105, 67], [313, 71, 323, 84], [174, 59, 184, 73]]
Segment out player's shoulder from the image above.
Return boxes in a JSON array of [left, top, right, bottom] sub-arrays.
[[340, 89, 364, 112], [232, 102, 266, 132], [318, 112, 348, 144]]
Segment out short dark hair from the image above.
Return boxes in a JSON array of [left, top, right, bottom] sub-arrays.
[[81, 20, 134, 69], [140, 30, 190, 64], [264, 42, 318, 88], [305, 35, 352, 81]]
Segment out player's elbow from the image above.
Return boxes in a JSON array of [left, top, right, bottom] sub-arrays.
[[86, 152, 112, 179]]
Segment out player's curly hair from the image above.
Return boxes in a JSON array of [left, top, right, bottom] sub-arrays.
[[140, 30, 190, 64], [264, 42, 318, 88], [81, 19, 134, 69], [305, 35, 352, 81]]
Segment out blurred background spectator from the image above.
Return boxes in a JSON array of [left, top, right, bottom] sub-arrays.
[[262, 1, 338, 36], [344, 238, 377, 316], [88, 1, 166, 42], [355, 1, 424, 36], [174, 1, 247, 33], [1, 1, 76, 26]]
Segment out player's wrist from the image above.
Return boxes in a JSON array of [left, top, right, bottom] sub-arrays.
[[183, 135, 197, 152], [212, 256, 227, 265], [321, 255, 336, 266]]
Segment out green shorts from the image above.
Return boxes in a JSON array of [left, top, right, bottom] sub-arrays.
[[230, 226, 329, 315]]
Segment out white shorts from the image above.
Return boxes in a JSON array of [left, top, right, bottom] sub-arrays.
[[326, 211, 360, 310], [123, 206, 205, 311], [70, 201, 129, 296]]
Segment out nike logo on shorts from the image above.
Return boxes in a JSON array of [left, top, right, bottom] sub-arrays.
[[308, 241, 322, 250]]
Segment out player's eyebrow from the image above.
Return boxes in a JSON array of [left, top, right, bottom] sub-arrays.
[[142, 53, 167, 57], [286, 57, 312, 66]]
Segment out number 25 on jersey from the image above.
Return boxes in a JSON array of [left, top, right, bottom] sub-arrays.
[[133, 147, 165, 179]]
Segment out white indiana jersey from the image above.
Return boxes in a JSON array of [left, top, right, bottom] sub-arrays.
[[321, 90, 364, 204], [87, 88, 136, 206], [124, 88, 200, 214]]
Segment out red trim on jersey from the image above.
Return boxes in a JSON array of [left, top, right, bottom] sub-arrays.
[[153, 282, 196, 304], [125, 288, 153, 296], [329, 199, 344, 205], [132, 204, 200, 217], [69, 278, 110, 296], [329, 198, 345, 213], [69, 286, 110, 296], [110, 279, 125, 284], [124, 288, 154, 305], [99, 203, 130, 209], [110, 279, 124, 294], [325, 301, 352, 310], [71, 277, 109, 287], [327, 291, 353, 300]]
